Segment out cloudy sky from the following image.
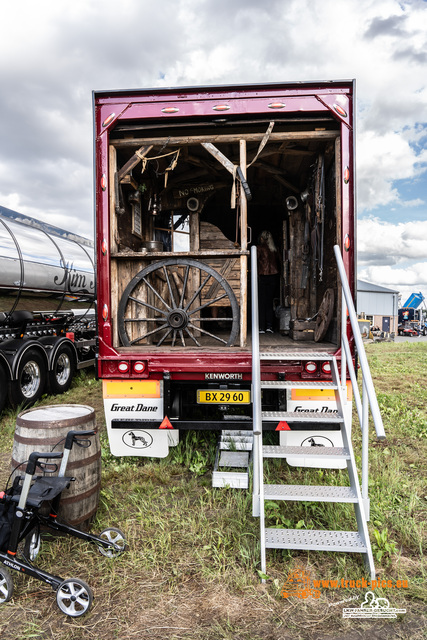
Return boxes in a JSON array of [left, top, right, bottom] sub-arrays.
[[0, 0, 426, 303]]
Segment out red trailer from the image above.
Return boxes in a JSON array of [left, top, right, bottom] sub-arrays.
[[93, 81, 356, 461]]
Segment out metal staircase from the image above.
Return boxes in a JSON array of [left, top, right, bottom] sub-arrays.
[[250, 245, 386, 581], [212, 430, 252, 489]]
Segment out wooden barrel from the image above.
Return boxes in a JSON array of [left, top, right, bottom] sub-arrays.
[[12, 404, 101, 530]]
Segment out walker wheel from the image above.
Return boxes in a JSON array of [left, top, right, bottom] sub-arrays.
[[97, 527, 126, 558], [23, 525, 41, 561], [0, 565, 14, 603], [56, 578, 93, 617]]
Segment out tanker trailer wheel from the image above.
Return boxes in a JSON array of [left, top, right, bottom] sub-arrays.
[[49, 343, 74, 394], [0, 366, 7, 414], [118, 258, 239, 347], [9, 348, 47, 408]]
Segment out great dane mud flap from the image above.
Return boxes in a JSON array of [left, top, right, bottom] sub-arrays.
[[280, 382, 353, 469], [103, 380, 177, 457]]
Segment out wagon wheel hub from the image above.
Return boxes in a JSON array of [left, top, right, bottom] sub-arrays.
[[167, 308, 188, 330]]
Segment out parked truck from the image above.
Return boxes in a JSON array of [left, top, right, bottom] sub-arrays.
[[94, 81, 356, 462], [398, 292, 427, 336], [0, 206, 96, 414]]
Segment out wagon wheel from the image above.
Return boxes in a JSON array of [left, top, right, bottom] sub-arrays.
[[118, 258, 239, 347], [314, 288, 334, 342]]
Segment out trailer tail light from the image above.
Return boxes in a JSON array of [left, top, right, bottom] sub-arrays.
[[133, 361, 146, 374], [118, 361, 129, 373], [304, 361, 318, 374], [66, 332, 75, 342], [268, 101, 286, 109], [161, 107, 179, 113], [213, 104, 231, 111], [102, 304, 108, 321], [321, 361, 331, 374]]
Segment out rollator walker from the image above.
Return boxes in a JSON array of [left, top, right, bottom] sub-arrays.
[[0, 429, 126, 617]]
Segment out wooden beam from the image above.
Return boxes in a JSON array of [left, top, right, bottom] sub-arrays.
[[112, 130, 339, 149], [201, 142, 236, 175], [117, 145, 153, 180], [240, 139, 248, 347]]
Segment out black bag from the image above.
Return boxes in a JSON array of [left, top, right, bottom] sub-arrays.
[[0, 499, 16, 552]]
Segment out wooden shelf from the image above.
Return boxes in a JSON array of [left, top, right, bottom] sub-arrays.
[[110, 250, 250, 259]]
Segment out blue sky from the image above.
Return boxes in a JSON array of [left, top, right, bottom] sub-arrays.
[[0, 0, 426, 303]]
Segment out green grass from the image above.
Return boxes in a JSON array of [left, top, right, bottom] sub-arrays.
[[0, 342, 426, 639]]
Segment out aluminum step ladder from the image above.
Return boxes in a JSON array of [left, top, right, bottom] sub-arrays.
[[250, 244, 386, 581], [212, 430, 252, 489], [255, 350, 376, 579]]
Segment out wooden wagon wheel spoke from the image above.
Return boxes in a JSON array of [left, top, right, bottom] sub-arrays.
[[187, 321, 227, 344], [314, 288, 335, 342], [129, 323, 170, 345], [128, 295, 168, 316], [141, 276, 171, 311], [118, 258, 239, 347]]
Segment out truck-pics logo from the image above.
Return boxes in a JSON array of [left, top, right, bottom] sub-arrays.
[[122, 430, 153, 449]]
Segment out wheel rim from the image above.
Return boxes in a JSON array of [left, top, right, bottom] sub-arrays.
[[28, 531, 41, 561], [56, 580, 91, 617], [55, 353, 71, 386], [0, 570, 12, 603], [20, 361, 41, 398], [118, 258, 239, 347], [98, 528, 126, 557]]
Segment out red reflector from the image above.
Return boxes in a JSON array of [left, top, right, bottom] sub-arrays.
[[344, 166, 350, 184], [344, 234, 351, 252], [161, 107, 179, 113], [213, 104, 231, 111], [102, 304, 108, 321], [333, 104, 347, 118], [66, 332, 75, 342], [268, 101, 286, 109], [133, 361, 146, 374], [101, 174, 107, 191], [321, 361, 331, 374], [276, 421, 291, 431], [101, 239, 108, 255], [304, 361, 318, 373], [118, 361, 129, 373], [159, 416, 174, 429]]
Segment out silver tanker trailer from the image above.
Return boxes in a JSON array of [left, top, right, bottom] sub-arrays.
[[0, 206, 96, 414]]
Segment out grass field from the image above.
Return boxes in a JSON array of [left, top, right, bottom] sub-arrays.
[[0, 342, 425, 639]]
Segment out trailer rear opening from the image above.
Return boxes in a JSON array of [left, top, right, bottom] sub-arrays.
[[94, 81, 356, 458]]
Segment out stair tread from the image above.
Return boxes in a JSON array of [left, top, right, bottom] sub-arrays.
[[261, 411, 343, 422], [260, 380, 338, 389], [263, 445, 349, 458], [264, 528, 367, 552], [259, 352, 335, 361], [263, 484, 357, 502], [218, 450, 249, 467]]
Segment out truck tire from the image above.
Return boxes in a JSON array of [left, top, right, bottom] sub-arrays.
[[9, 349, 46, 408], [49, 343, 74, 394], [0, 366, 8, 414]]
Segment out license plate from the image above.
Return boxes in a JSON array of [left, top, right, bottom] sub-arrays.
[[197, 390, 251, 404]]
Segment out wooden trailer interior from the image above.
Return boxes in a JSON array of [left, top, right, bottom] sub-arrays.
[[107, 114, 342, 351]]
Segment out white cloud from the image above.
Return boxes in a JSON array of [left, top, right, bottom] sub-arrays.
[[0, 0, 426, 291], [358, 217, 427, 263]]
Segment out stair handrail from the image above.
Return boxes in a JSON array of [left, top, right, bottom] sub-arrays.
[[251, 245, 267, 573], [334, 245, 386, 441]]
